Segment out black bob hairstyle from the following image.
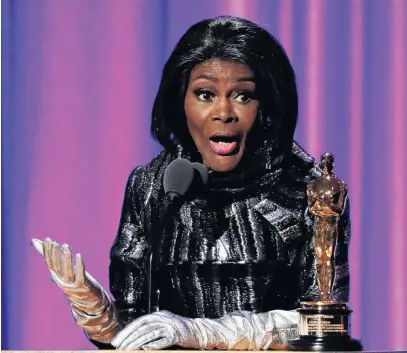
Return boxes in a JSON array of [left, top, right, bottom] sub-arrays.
[[151, 16, 298, 155]]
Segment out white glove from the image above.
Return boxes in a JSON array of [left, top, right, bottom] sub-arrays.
[[31, 237, 121, 343], [111, 309, 299, 350]]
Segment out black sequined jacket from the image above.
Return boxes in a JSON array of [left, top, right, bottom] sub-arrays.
[[107, 140, 351, 329]]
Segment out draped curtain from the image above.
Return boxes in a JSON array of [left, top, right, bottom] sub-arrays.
[[2, 0, 406, 350]]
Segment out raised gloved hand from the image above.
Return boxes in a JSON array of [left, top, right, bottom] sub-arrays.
[[31, 237, 121, 343], [111, 309, 299, 350]]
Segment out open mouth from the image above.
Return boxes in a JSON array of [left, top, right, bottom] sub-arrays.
[[209, 134, 241, 156]]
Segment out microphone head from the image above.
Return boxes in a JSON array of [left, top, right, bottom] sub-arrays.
[[191, 162, 209, 187], [163, 159, 195, 197]]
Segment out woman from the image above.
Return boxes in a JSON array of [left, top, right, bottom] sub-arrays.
[[32, 16, 351, 350]]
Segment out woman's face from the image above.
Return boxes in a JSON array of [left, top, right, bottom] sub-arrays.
[[184, 59, 259, 172]]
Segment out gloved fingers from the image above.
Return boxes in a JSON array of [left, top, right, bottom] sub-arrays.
[[117, 322, 163, 349], [112, 315, 152, 346], [61, 244, 74, 283], [31, 238, 45, 256], [43, 237, 53, 269], [51, 241, 63, 277], [142, 337, 175, 350], [74, 253, 86, 286], [112, 312, 174, 347], [121, 326, 172, 350]]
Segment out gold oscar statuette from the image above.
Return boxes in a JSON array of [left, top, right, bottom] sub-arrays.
[[288, 153, 363, 352]]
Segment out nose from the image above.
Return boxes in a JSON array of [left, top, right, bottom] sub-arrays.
[[211, 98, 238, 123]]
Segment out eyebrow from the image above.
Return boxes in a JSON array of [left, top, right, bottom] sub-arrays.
[[192, 74, 255, 83]]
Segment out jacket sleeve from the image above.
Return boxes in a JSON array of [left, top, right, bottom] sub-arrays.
[[90, 167, 150, 349], [110, 167, 151, 324]]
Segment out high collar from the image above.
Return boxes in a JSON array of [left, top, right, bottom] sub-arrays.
[[171, 135, 288, 197]]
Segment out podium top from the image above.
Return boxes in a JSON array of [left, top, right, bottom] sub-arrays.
[[2, 350, 380, 353]]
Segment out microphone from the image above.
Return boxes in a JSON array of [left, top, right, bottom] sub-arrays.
[[192, 162, 209, 188], [163, 159, 209, 198], [146, 159, 208, 313], [163, 158, 195, 199]]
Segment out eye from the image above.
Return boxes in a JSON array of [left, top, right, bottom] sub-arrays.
[[195, 89, 215, 102], [235, 91, 254, 104]]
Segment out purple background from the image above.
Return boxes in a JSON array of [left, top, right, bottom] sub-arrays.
[[2, 0, 406, 350]]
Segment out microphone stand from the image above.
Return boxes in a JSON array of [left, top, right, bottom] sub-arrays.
[[146, 193, 185, 314], [146, 166, 207, 314]]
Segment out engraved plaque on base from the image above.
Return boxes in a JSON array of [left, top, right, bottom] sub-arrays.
[[288, 153, 363, 352], [289, 301, 362, 351]]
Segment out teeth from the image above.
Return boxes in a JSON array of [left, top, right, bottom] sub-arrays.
[[216, 141, 232, 145]]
